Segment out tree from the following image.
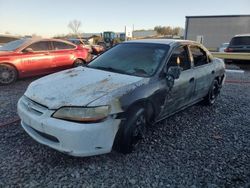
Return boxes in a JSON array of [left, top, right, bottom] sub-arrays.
[[154, 26, 183, 36], [68, 20, 82, 36], [154, 26, 172, 36], [172, 27, 181, 36]]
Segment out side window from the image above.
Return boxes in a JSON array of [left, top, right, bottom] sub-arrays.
[[190, 46, 208, 67], [53, 41, 75, 50], [168, 46, 191, 71], [25, 41, 50, 51]]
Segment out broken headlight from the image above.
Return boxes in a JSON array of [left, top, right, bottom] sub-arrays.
[[52, 106, 110, 123]]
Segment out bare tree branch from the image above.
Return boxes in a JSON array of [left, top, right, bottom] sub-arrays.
[[68, 20, 82, 35]]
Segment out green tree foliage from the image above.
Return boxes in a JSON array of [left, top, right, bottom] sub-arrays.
[[154, 26, 182, 36]]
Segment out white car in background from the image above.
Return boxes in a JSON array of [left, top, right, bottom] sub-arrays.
[[218, 42, 229, 52]]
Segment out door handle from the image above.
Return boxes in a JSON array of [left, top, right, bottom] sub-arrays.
[[211, 70, 215, 74], [43, 52, 50, 55], [189, 77, 194, 83]]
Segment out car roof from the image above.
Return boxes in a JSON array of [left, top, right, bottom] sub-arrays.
[[234, 34, 250, 37], [124, 39, 197, 46], [18, 38, 77, 47], [20, 38, 72, 43]]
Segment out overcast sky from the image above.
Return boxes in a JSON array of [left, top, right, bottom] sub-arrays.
[[0, 0, 249, 37]]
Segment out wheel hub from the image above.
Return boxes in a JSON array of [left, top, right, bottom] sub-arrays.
[[209, 82, 220, 104], [1, 71, 10, 79], [0, 66, 15, 84], [133, 115, 146, 138]]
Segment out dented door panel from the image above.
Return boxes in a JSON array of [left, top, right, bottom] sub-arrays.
[[160, 69, 195, 117], [192, 63, 215, 100]]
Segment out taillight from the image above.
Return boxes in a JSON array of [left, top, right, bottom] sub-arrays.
[[224, 48, 233, 52]]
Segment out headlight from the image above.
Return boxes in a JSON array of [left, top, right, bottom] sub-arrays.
[[52, 106, 110, 123]]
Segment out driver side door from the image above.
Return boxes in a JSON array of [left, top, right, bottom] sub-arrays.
[[160, 45, 195, 117]]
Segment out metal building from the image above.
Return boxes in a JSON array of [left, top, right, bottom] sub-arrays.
[[185, 15, 250, 50]]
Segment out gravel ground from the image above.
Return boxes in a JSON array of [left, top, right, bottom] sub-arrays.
[[0, 77, 39, 124], [0, 65, 250, 187]]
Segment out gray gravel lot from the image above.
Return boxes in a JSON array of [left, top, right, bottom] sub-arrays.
[[0, 65, 250, 187], [0, 77, 38, 124]]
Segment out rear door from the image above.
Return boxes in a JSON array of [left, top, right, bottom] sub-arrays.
[[189, 45, 214, 101], [50, 41, 76, 70], [161, 45, 195, 116], [21, 41, 54, 76]]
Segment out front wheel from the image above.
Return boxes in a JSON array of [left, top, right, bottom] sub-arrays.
[[114, 106, 147, 154], [0, 64, 18, 85], [203, 79, 220, 105]]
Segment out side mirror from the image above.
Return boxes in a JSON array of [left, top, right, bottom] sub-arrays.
[[23, 48, 33, 53], [167, 66, 182, 80], [165, 66, 182, 89]]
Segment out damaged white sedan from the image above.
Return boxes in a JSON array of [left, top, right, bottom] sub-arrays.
[[18, 39, 225, 157]]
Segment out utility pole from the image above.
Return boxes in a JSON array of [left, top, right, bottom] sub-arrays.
[[132, 24, 134, 38], [125, 26, 127, 41]]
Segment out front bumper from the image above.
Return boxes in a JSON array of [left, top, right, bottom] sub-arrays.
[[17, 96, 121, 157]]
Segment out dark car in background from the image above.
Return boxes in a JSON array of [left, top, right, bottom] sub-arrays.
[[0, 34, 20, 47], [224, 34, 250, 63], [0, 38, 90, 85], [68, 38, 105, 55]]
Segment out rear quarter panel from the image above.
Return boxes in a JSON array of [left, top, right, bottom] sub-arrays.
[[213, 57, 226, 80], [74, 48, 89, 61]]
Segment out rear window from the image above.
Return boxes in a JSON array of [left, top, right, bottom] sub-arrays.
[[230, 37, 250, 46], [53, 41, 75, 50], [68, 39, 84, 45]]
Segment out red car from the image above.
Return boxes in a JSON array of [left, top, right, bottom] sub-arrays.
[[0, 38, 90, 85]]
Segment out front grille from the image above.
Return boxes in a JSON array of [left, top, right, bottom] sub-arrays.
[[30, 126, 59, 143], [21, 96, 48, 116]]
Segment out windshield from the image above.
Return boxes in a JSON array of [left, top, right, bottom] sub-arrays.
[[88, 43, 169, 77], [0, 39, 28, 51]]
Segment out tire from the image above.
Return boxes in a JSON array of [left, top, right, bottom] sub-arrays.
[[0, 64, 17, 85], [73, 59, 85, 67], [86, 53, 93, 62], [114, 106, 147, 154], [203, 79, 220, 106]]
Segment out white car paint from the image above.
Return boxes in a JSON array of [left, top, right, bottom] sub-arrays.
[[18, 66, 149, 156], [218, 42, 229, 52], [24, 67, 145, 109]]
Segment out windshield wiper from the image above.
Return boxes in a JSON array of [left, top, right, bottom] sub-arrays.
[[90, 66, 128, 75]]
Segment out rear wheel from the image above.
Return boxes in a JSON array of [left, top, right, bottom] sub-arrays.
[[0, 64, 17, 85], [86, 53, 93, 62], [203, 79, 220, 105], [73, 59, 85, 67], [114, 106, 147, 154]]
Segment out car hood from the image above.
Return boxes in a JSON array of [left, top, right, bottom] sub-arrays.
[[24, 67, 145, 109]]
